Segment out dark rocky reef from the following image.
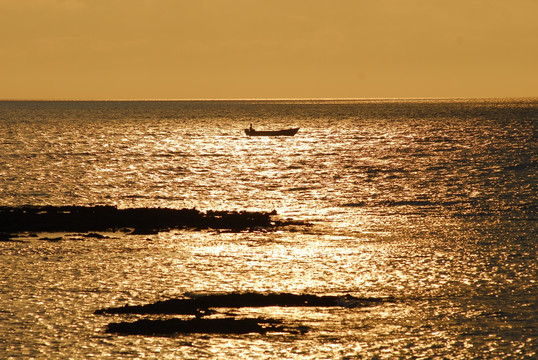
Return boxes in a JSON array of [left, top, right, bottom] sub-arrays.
[[95, 292, 390, 315], [0, 206, 306, 233], [97, 292, 392, 336], [106, 317, 306, 336]]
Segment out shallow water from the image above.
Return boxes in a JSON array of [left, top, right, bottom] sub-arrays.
[[1, 99, 537, 358]]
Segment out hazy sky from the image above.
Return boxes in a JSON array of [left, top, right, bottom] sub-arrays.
[[1, 0, 537, 100]]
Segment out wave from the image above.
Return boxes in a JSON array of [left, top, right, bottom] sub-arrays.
[[286, 186, 319, 192], [504, 160, 537, 171], [342, 200, 464, 208]]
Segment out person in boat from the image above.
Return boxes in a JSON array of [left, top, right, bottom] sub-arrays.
[[249, 123, 254, 132]]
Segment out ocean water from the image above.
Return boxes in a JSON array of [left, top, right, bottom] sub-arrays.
[[0, 99, 536, 359]]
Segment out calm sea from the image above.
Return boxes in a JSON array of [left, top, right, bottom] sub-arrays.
[[1, 99, 536, 359]]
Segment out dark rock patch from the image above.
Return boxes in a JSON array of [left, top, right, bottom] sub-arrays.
[[130, 228, 160, 235], [82, 232, 110, 239], [40, 236, 63, 242]]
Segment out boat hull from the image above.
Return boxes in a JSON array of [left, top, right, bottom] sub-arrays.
[[244, 127, 299, 137]]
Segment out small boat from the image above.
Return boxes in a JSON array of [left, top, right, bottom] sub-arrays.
[[244, 127, 299, 137]]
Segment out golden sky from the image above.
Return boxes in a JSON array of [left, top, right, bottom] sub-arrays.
[[1, 0, 537, 100]]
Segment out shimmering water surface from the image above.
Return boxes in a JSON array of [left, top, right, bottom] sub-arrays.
[[1, 99, 536, 359]]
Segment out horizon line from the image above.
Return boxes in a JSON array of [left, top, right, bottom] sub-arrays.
[[1, 96, 537, 102]]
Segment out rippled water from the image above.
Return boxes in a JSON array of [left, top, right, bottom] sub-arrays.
[[1, 99, 536, 358]]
